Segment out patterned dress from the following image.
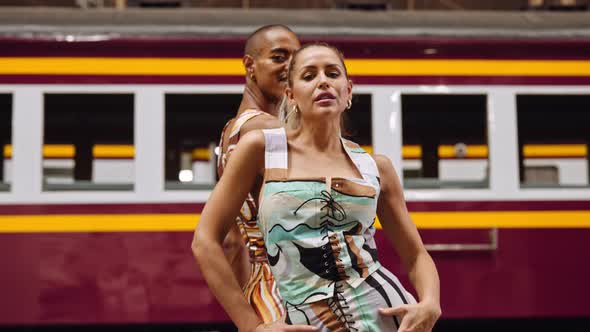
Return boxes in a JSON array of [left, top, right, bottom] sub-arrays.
[[258, 128, 416, 331], [217, 110, 285, 323]]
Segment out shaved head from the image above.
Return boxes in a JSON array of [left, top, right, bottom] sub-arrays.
[[244, 24, 296, 57], [242, 25, 300, 104]]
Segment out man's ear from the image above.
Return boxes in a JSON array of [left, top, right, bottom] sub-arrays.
[[243, 54, 255, 78]]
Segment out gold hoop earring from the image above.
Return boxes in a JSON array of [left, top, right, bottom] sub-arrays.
[[292, 105, 300, 113], [347, 99, 352, 110]]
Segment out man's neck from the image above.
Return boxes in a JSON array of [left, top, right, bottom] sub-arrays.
[[238, 84, 278, 117]]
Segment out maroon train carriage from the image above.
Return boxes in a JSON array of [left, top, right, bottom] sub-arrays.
[[1, 9, 590, 332]]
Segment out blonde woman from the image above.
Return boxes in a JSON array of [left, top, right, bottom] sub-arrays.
[[193, 43, 440, 332]]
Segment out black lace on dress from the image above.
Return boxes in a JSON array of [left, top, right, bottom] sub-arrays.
[[328, 282, 358, 331], [293, 190, 357, 330], [293, 190, 346, 240]]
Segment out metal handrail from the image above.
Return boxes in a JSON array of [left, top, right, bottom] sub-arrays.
[[424, 228, 498, 252]]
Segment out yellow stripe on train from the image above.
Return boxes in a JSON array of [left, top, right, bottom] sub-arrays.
[[2, 58, 590, 76], [3, 144, 587, 159], [1, 211, 590, 233]]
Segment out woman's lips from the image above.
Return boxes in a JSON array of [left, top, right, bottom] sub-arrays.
[[314, 92, 336, 102], [315, 98, 335, 106]]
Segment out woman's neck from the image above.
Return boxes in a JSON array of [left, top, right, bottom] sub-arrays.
[[294, 117, 342, 152]]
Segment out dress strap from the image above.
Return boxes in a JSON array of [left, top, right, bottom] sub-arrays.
[[262, 127, 288, 180], [229, 109, 265, 140], [218, 109, 266, 177], [341, 138, 380, 182]]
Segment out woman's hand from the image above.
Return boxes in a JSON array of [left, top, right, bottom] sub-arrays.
[[378, 300, 441, 332], [253, 321, 318, 332]]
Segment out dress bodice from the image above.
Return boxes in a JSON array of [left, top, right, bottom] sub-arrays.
[[258, 128, 382, 305]]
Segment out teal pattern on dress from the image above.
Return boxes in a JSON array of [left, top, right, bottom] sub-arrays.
[[258, 128, 415, 331], [258, 133, 382, 306]]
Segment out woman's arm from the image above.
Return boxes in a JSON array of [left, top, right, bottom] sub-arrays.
[[374, 154, 441, 332], [192, 131, 265, 330], [222, 223, 250, 287], [219, 114, 282, 289], [192, 130, 316, 332]]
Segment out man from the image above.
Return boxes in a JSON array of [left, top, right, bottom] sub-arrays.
[[216, 25, 300, 323]]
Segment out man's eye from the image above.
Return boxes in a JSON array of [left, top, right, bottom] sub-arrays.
[[302, 73, 314, 81], [272, 56, 286, 62]]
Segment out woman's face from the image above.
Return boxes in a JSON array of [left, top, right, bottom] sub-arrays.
[[287, 46, 352, 122]]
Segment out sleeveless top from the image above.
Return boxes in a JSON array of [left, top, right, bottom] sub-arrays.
[[218, 109, 268, 262], [258, 128, 382, 305]]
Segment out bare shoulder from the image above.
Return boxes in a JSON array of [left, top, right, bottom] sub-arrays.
[[236, 129, 266, 152], [226, 129, 266, 176], [372, 154, 401, 194], [373, 154, 394, 174], [240, 113, 281, 134]]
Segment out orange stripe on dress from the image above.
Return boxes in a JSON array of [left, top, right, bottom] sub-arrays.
[[310, 301, 348, 331]]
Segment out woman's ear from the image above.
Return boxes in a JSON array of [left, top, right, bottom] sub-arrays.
[[347, 79, 353, 96], [285, 87, 294, 103]]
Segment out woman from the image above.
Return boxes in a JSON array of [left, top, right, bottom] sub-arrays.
[[193, 43, 441, 332]]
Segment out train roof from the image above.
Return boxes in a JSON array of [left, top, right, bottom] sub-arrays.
[[1, 7, 590, 39]]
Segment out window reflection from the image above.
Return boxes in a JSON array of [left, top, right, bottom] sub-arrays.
[[401, 94, 489, 189], [165, 94, 239, 190], [517, 95, 590, 188], [43, 94, 134, 191]]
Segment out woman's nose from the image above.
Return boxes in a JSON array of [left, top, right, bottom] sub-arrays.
[[318, 74, 330, 89]]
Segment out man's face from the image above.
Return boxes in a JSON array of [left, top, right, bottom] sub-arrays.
[[252, 29, 301, 103]]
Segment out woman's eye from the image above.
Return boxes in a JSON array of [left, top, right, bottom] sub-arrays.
[[328, 71, 340, 78], [272, 56, 286, 62], [302, 73, 314, 81]]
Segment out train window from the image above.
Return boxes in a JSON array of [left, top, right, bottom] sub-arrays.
[[401, 94, 489, 189], [43, 94, 134, 191], [165, 94, 239, 190], [343, 94, 372, 148], [164, 93, 372, 190], [517, 95, 590, 188], [0, 94, 11, 192]]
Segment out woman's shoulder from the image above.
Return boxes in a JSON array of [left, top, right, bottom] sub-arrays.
[[235, 129, 267, 153], [372, 154, 403, 194], [228, 130, 268, 175], [239, 112, 281, 135], [341, 138, 369, 154], [372, 154, 393, 172]]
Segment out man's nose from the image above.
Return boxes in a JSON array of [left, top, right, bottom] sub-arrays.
[[280, 62, 289, 74]]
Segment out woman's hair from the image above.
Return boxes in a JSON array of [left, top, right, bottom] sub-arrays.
[[287, 42, 349, 86], [281, 42, 351, 131]]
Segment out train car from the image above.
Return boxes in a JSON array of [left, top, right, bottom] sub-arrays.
[[1, 9, 590, 332]]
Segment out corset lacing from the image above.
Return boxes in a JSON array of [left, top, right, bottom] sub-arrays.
[[293, 190, 353, 329], [293, 190, 347, 240], [294, 190, 349, 281], [328, 282, 358, 331]]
